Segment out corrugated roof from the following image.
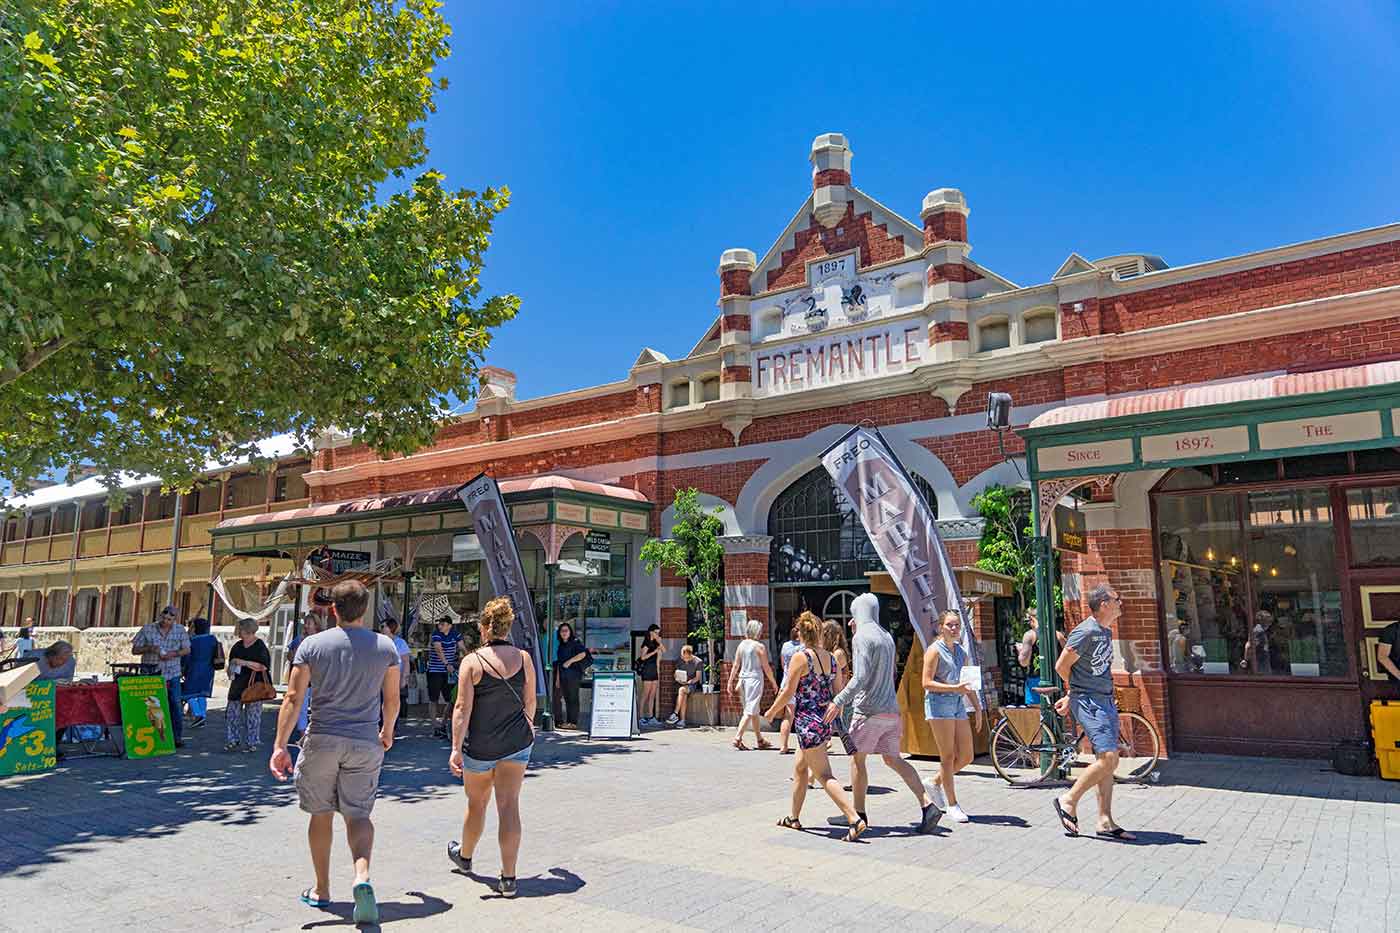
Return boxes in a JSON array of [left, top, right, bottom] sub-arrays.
[[212, 474, 650, 533], [1028, 360, 1400, 430]]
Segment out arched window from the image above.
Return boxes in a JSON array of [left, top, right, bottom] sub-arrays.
[[976, 317, 1011, 352], [1023, 309, 1058, 344], [768, 466, 939, 584]]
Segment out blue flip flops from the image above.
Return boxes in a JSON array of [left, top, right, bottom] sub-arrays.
[[352, 881, 379, 925]]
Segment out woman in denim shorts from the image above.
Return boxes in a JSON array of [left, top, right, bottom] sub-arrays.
[[922, 611, 981, 823], [447, 598, 537, 898]]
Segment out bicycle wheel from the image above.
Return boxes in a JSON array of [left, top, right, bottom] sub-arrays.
[[990, 717, 1056, 785], [1113, 711, 1161, 782]]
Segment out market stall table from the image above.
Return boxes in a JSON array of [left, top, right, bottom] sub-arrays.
[[54, 681, 123, 759]]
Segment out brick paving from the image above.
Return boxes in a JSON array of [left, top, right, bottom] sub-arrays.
[[3, 705, 1400, 932]]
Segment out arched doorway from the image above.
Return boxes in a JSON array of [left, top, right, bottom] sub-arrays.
[[767, 466, 939, 655]]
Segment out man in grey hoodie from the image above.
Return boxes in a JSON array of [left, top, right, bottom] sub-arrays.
[[825, 593, 942, 833]]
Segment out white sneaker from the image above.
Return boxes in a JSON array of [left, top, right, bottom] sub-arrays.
[[946, 805, 970, 823], [676, 720, 686, 728], [925, 781, 947, 812], [666, 713, 679, 724]]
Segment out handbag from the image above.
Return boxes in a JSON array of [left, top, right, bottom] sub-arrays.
[[240, 669, 277, 704]]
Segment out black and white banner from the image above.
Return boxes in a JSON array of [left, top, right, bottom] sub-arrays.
[[820, 426, 972, 657], [456, 473, 546, 693]]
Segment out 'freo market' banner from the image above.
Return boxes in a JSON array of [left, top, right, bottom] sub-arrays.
[[820, 426, 972, 657], [456, 473, 547, 694]]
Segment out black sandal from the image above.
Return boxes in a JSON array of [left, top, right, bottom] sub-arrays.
[[1053, 798, 1079, 837], [777, 816, 803, 831], [447, 840, 472, 873], [843, 817, 868, 843]]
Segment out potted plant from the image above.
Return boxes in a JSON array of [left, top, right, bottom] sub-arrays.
[[640, 488, 725, 726]]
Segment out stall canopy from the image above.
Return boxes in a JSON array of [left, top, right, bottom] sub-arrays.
[[209, 474, 652, 562]]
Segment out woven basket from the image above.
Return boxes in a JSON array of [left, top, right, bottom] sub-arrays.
[[1114, 685, 1142, 714]]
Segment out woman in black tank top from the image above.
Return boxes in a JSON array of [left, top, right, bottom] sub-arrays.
[[447, 597, 537, 898]]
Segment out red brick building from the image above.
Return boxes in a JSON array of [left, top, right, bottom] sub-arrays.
[[218, 132, 1400, 755]]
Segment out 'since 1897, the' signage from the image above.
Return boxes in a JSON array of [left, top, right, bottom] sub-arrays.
[[753, 321, 927, 398]]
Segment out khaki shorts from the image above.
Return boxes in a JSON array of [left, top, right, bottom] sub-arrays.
[[293, 732, 385, 820], [849, 712, 903, 757]]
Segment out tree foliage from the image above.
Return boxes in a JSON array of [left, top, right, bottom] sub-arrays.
[[639, 488, 726, 647], [971, 484, 1061, 634], [0, 0, 518, 494]]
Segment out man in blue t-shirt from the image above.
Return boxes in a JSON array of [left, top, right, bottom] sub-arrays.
[[427, 618, 463, 737], [1052, 584, 1136, 842]]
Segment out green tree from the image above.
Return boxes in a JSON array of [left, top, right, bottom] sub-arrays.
[[639, 488, 726, 668], [0, 0, 518, 494], [971, 484, 1061, 635]]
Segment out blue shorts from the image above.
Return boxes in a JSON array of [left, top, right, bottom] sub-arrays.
[[460, 743, 532, 773], [1070, 692, 1120, 754], [1024, 675, 1041, 706], [923, 692, 967, 720]]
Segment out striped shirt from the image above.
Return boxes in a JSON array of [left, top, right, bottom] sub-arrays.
[[428, 630, 462, 673]]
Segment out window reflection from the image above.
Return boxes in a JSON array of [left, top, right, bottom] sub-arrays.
[[1158, 494, 1248, 674], [1348, 486, 1400, 567]]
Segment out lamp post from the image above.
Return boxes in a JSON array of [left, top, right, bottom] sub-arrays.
[[1029, 487, 1064, 777], [540, 561, 557, 732]]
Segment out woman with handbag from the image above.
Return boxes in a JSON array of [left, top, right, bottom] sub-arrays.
[[447, 597, 536, 898], [554, 622, 588, 730], [182, 617, 222, 728], [225, 619, 274, 752]]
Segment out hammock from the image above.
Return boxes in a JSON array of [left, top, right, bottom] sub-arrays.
[[211, 557, 403, 621]]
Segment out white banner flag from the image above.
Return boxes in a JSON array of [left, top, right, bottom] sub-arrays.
[[820, 426, 972, 658], [456, 473, 546, 693]]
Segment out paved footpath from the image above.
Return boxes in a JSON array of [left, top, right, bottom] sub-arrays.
[[3, 707, 1400, 932]]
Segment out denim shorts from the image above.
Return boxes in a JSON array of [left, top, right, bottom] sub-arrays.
[[460, 743, 532, 773], [923, 692, 967, 720], [1070, 692, 1120, 754]]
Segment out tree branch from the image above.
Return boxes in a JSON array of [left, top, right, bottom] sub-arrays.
[[0, 336, 70, 386]]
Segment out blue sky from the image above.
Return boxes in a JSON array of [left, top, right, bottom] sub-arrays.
[[428, 1, 1400, 401]]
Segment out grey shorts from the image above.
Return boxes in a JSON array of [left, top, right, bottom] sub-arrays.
[[293, 733, 385, 820]]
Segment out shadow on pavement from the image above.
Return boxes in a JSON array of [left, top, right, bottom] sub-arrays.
[[451, 865, 586, 900], [967, 813, 1031, 828], [1151, 753, 1400, 805], [1, 710, 650, 879], [1087, 829, 1206, 847], [300, 890, 453, 929]]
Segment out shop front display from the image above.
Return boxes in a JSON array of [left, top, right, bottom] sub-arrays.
[[1023, 362, 1400, 757]]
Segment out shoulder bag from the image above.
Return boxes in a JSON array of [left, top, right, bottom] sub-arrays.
[[240, 668, 277, 703]]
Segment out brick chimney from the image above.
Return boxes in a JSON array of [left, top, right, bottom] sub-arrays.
[[921, 188, 968, 245], [717, 249, 756, 403], [810, 133, 852, 228]]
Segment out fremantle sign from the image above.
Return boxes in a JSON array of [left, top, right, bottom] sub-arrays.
[[752, 320, 927, 398]]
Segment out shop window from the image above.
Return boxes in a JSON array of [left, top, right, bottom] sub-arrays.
[[1157, 493, 1249, 675], [667, 380, 691, 409], [1245, 488, 1345, 677], [1217, 458, 1279, 486], [1282, 452, 1350, 480], [699, 376, 720, 403], [1347, 485, 1400, 567], [1355, 446, 1400, 474], [976, 319, 1011, 352], [1023, 310, 1057, 344]]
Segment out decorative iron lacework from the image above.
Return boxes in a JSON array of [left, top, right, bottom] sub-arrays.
[[768, 466, 939, 584]]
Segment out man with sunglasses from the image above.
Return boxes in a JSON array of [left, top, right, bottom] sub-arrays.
[[1051, 585, 1135, 841]]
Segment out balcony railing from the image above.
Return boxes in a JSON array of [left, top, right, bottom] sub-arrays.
[[0, 498, 311, 568]]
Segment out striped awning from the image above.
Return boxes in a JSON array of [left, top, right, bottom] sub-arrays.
[[1029, 360, 1400, 429]]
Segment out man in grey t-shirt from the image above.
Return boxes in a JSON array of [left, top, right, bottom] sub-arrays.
[[1052, 584, 1134, 842], [270, 581, 400, 926]]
